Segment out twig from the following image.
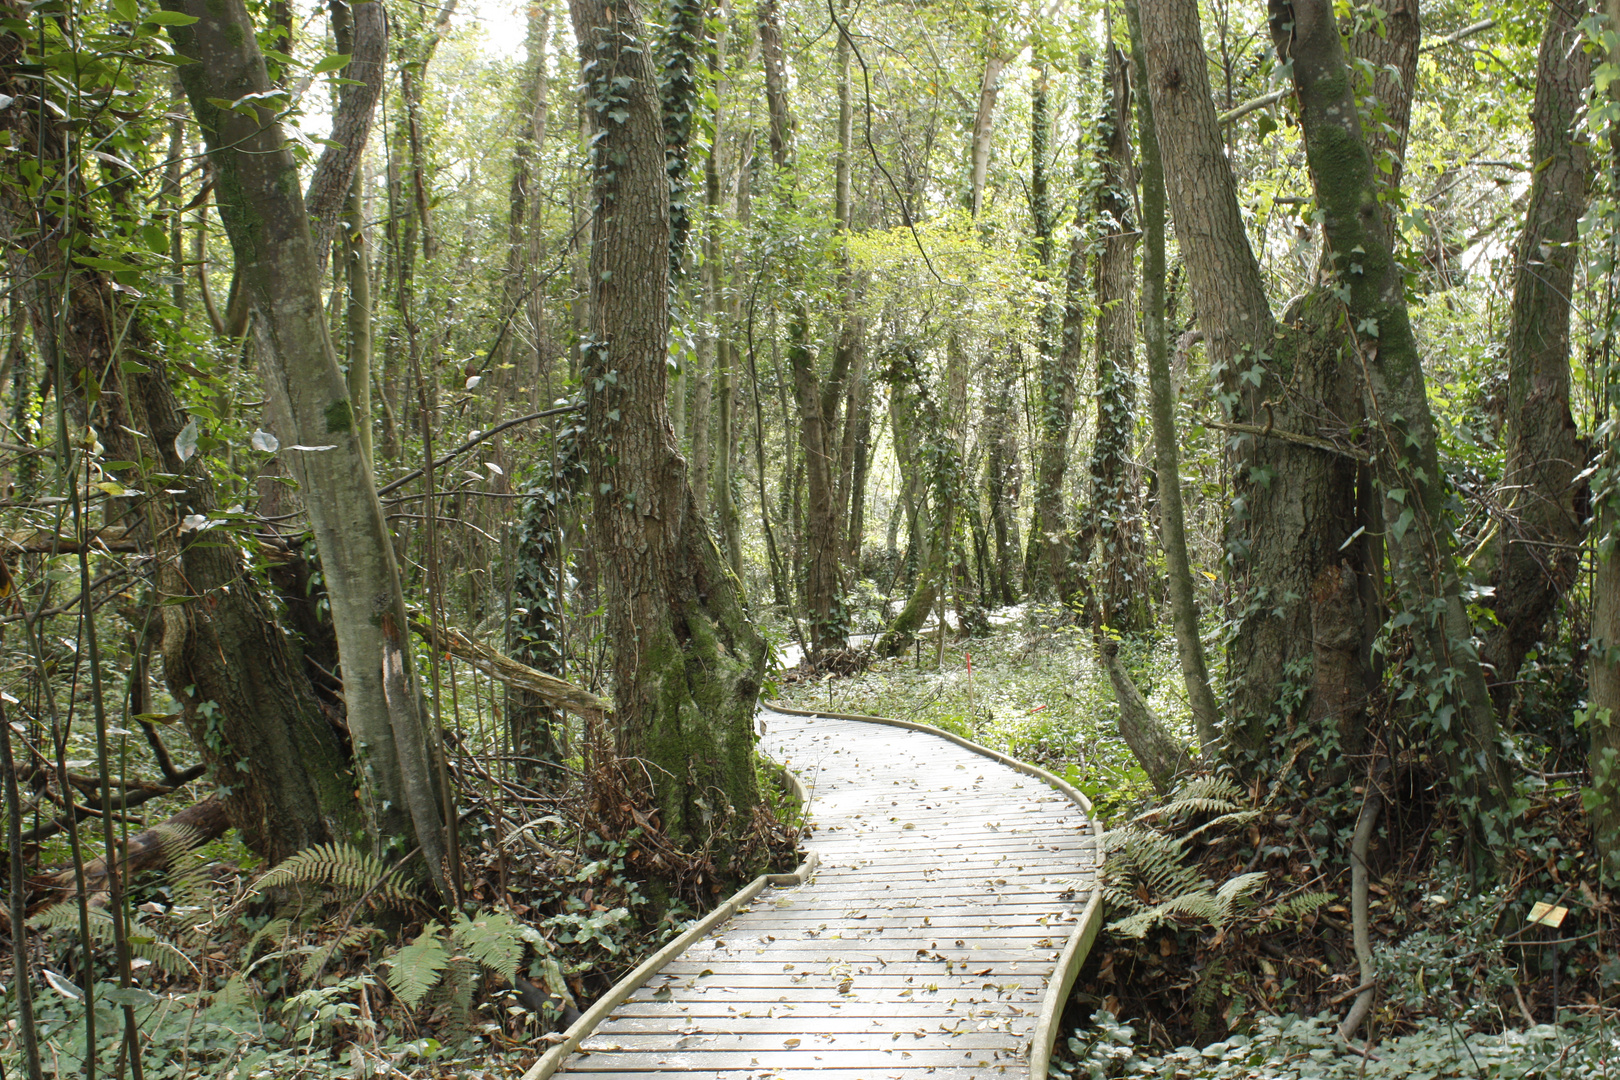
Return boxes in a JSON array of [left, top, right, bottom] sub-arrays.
[[375, 404, 582, 496]]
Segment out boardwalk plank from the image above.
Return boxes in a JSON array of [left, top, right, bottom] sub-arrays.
[[554, 707, 1095, 1078]]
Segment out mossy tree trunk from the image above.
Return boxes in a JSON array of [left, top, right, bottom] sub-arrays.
[[0, 7, 360, 865], [1483, 0, 1592, 707], [165, 0, 454, 899], [570, 0, 767, 855], [1271, 0, 1509, 840], [1141, 0, 1367, 760], [1025, 64, 1077, 602], [1085, 42, 1149, 634]]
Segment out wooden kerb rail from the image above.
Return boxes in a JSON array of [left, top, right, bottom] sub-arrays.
[[522, 702, 1103, 1079]]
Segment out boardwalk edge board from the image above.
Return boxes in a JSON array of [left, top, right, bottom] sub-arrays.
[[763, 700, 1105, 1080], [519, 763, 819, 1080]]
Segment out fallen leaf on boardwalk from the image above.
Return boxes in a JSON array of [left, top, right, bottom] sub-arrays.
[[783, 1038, 801, 1048]]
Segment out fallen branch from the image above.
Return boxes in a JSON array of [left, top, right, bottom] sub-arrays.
[[410, 620, 611, 721]]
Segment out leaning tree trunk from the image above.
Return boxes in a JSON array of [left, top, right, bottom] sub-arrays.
[[0, 8, 358, 865], [1273, 0, 1509, 842], [1126, 0, 1219, 758], [570, 0, 767, 856], [165, 0, 454, 900], [1483, 0, 1593, 706]]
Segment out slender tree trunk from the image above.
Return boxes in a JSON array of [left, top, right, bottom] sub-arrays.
[[571, 0, 767, 854], [968, 50, 1006, 219], [1591, 0, 1620, 880], [1349, 0, 1419, 251], [1026, 65, 1075, 601], [985, 350, 1021, 606], [1127, 0, 1218, 758], [166, 0, 454, 897], [1483, 0, 1592, 705], [760, 0, 850, 656], [343, 172, 374, 467], [757, 0, 794, 170]]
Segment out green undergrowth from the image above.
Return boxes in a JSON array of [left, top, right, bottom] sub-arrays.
[[1057, 1010, 1620, 1079], [777, 605, 1199, 820]]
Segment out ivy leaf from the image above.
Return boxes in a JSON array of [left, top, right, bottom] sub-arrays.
[[174, 417, 198, 463], [312, 52, 352, 74]]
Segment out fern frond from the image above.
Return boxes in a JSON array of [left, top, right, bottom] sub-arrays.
[[243, 843, 410, 909], [245, 917, 293, 961], [1270, 890, 1333, 928], [154, 822, 214, 923], [452, 910, 525, 984], [298, 925, 381, 984], [31, 902, 193, 975], [386, 921, 449, 1009], [1215, 871, 1267, 903]]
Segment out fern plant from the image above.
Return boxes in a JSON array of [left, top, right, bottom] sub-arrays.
[[384, 909, 545, 1020]]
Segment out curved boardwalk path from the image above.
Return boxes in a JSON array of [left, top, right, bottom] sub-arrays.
[[554, 705, 1097, 1079]]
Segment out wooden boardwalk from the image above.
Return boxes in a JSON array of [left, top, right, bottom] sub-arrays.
[[552, 705, 1097, 1079]]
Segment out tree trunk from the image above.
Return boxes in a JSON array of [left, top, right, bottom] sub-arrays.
[[1086, 43, 1149, 634], [1273, 0, 1508, 840], [1143, 0, 1366, 758], [1349, 0, 1419, 251], [1127, 0, 1219, 759], [166, 0, 454, 899], [0, 16, 360, 865], [1483, 0, 1592, 706], [1592, 500, 1620, 874], [570, 0, 767, 854], [1101, 640, 1191, 794], [984, 349, 1022, 606], [968, 50, 1007, 219], [1590, 0, 1620, 882], [1026, 65, 1075, 601]]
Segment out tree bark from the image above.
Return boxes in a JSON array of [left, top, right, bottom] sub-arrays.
[[1127, 0, 1219, 758], [1086, 43, 1149, 634], [1273, 0, 1508, 839], [165, 0, 453, 897], [968, 50, 1007, 219], [984, 350, 1022, 606], [571, 0, 768, 854], [1143, 0, 1366, 757], [305, 0, 387, 275], [1026, 65, 1076, 601], [1483, 0, 1592, 706], [1101, 640, 1191, 795], [0, 16, 359, 864]]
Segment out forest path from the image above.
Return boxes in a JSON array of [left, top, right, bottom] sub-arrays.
[[552, 705, 1098, 1079]]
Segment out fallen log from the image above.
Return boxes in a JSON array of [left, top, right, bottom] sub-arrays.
[[34, 797, 230, 904]]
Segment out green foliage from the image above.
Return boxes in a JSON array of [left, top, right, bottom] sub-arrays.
[[386, 921, 451, 1009], [1099, 778, 1274, 940], [1054, 1010, 1616, 1080], [240, 842, 411, 910]]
